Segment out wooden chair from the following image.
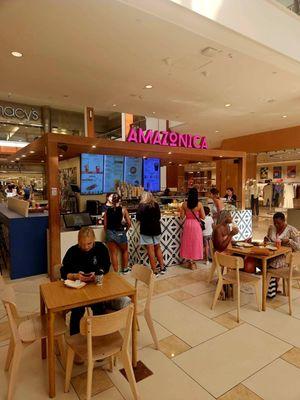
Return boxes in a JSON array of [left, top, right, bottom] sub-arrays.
[[266, 252, 300, 315], [64, 304, 140, 400], [1, 286, 67, 400], [211, 252, 261, 322], [131, 264, 159, 350], [207, 240, 217, 283]]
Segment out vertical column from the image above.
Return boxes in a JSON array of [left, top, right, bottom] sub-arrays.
[[46, 138, 61, 281], [84, 107, 95, 137], [246, 154, 257, 180], [239, 156, 246, 209], [42, 106, 51, 133], [121, 113, 133, 141]]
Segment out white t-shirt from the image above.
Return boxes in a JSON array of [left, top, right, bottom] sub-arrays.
[[203, 215, 214, 236]]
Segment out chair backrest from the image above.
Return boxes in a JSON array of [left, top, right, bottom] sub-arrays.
[[131, 264, 154, 310], [80, 305, 133, 360], [215, 252, 244, 283], [1, 286, 21, 346]]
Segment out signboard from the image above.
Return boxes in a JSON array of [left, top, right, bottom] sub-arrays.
[[103, 155, 124, 193], [124, 156, 142, 186], [0, 101, 41, 125], [80, 154, 104, 195], [127, 127, 208, 149], [143, 158, 160, 191]]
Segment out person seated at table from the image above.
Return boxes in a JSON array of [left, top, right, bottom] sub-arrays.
[[264, 212, 300, 269], [212, 211, 239, 252], [60, 227, 130, 336]]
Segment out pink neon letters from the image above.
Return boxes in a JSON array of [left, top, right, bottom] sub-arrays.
[[127, 127, 208, 149]]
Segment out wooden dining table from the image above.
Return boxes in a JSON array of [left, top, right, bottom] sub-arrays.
[[40, 272, 137, 398], [226, 245, 291, 311]]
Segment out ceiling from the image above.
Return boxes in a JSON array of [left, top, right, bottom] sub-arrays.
[[1, 0, 300, 148]]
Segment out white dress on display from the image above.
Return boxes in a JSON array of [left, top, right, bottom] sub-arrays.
[[283, 184, 294, 209]]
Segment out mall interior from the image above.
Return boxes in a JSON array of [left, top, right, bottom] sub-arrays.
[[1, 1, 300, 399]]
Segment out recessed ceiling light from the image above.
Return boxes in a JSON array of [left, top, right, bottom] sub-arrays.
[[282, 115, 287, 118], [41, 160, 45, 163], [168, 162, 172, 164], [179, 164, 182, 166], [225, 103, 231, 107], [220, 156, 223, 158], [59, 154, 63, 157], [92, 145, 96, 149], [21, 154, 26, 157], [112, 104, 117, 107], [11, 51, 23, 58], [10, 161, 14, 163], [29, 150, 35, 154], [145, 84, 153, 89], [143, 156, 147, 159], [16, 158, 20, 161], [215, 130, 219, 133], [152, 111, 156, 114], [168, 151, 172, 155]]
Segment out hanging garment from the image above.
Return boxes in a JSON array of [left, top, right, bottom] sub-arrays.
[[263, 184, 272, 207], [283, 184, 294, 209]]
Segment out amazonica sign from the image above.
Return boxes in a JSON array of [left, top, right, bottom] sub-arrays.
[[127, 127, 208, 149]]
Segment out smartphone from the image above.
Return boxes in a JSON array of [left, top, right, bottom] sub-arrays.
[[79, 271, 95, 277]]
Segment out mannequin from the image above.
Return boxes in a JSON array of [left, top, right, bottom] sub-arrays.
[[246, 179, 259, 216]]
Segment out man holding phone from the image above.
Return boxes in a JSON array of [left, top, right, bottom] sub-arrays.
[[61, 227, 130, 336]]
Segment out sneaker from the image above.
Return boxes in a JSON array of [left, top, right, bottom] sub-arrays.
[[121, 268, 130, 275], [160, 266, 167, 275]]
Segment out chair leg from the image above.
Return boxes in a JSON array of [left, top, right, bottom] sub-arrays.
[[211, 280, 223, 310], [254, 284, 261, 312], [121, 350, 140, 400], [136, 317, 140, 332], [288, 279, 293, 316], [297, 280, 300, 290], [5, 338, 14, 371], [86, 360, 94, 400], [207, 262, 216, 283], [265, 274, 272, 306], [236, 284, 240, 323], [64, 347, 75, 393], [109, 356, 114, 372], [7, 344, 23, 400], [56, 335, 66, 367], [144, 310, 160, 350], [283, 278, 286, 296]]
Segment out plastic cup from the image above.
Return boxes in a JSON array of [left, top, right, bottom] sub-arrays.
[[95, 274, 104, 286], [275, 239, 281, 249]]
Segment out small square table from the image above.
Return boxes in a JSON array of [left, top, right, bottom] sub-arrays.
[[40, 272, 137, 398]]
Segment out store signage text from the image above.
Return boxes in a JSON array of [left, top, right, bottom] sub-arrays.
[[0, 105, 39, 121], [127, 127, 208, 149]]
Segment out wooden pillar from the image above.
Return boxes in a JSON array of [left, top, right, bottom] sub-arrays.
[[246, 154, 257, 180], [46, 139, 61, 281], [84, 106, 95, 138], [239, 156, 246, 209]]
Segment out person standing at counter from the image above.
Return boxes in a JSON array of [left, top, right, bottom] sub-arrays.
[[104, 193, 131, 274], [210, 188, 225, 224], [224, 187, 237, 207], [61, 227, 130, 336], [180, 187, 205, 269], [136, 191, 166, 275]]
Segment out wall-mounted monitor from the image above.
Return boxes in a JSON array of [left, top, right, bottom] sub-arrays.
[[124, 157, 143, 186], [80, 154, 104, 195], [103, 155, 124, 193], [143, 158, 160, 192], [63, 213, 92, 229]]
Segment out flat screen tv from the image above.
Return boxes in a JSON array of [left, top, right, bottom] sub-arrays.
[[103, 155, 124, 193], [124, 156, 143, 186], [143, 158, 160, 192], [63, 213, 92, 229], [80, 154, 104, 195]]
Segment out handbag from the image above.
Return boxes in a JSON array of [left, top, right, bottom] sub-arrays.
[[191, 210, 205, 230]]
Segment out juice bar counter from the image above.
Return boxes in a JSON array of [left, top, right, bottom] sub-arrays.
[[0, 204, 48, 279]]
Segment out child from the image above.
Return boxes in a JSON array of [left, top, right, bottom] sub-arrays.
[[202, 206, 214, 263]]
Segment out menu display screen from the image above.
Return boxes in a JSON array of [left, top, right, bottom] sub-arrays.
[[143, 158, 160, 192], [81, 154, 104, 195], [103, 155, 124, 193], [124, 157, 143, 186]]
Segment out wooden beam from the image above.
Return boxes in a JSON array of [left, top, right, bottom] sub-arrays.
[[84, 107, 95, 138], [46, 138, 61, 281]]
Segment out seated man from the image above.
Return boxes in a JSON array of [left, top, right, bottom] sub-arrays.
[[60, 226, 130, 336], [212, 211, 239, 252]]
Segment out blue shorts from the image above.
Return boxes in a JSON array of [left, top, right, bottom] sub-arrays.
[[140, 234, 161, 245], [106, 229, 128, 244]]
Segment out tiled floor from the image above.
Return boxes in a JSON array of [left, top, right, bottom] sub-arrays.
[[2, 214, 300, 399]]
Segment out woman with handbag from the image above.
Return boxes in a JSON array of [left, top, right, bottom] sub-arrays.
[[180, 187, 205, 269], [104, 193, 131, 274]]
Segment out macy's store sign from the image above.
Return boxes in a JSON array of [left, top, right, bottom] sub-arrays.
[[0, 102, 40, 123], [127, 127, 208, 149]]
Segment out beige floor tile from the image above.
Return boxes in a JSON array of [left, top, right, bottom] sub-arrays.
[[137, 314, 171, 349], [168, 290, 194, 302], [244, 359, 300, 400], [218, 384, 263, 400], [71, 367, 113, 400], [167, 274, 198, 288], [213, 313, 245, 330], [174, 323, 291, 398], [181, 281, 215, 296], [109, 346, 214, 400], [230, 305, 300, 347], [92, 387, 125, 400], [0, 342, 78, 400], [182, 291, 252, 318], [277, 294, 300, 317], [281, 347, 300, 369], [151, 296, 226, 346], [153, 279, 178, 295], [156, 335, 191, 358]]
